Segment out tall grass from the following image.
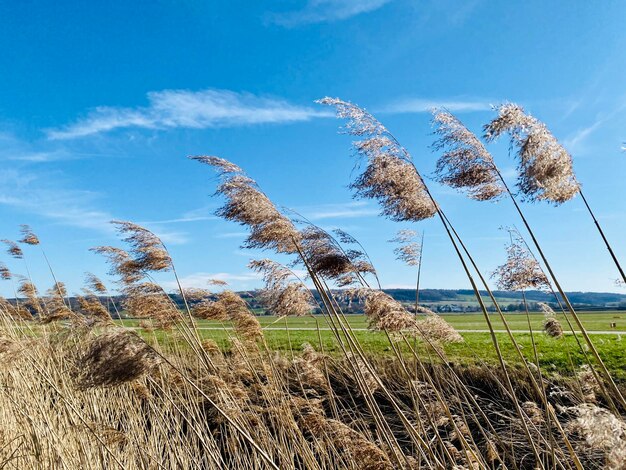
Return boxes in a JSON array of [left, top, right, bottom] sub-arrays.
[[0, 102, 624, 468]]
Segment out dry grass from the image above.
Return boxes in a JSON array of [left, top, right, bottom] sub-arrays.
[[0, 101, 624, 469]]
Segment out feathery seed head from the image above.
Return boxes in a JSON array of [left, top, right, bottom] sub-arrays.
[[123, 282, 181, 328], [353, 288, 419, 333], [432, 110, 505, 201], [112, 221, 172, 273], [18, 224, 40, 245], [189, 155, 243, 175], [194, 157, 301, 254], [484, 103, 580, 204], [0, 263, 12, 280], [539, 302, 564, 338], [71, 330, 160, 389], [249, 259, 313, 317], [91, 246, 143, 285], [2, 240, 23, 259], [491, 232, 550, 291], [389, 229, 421, 267], [319, 97, 437, 222], [84, 272, 107, 294], [299, 226, 374, 286]]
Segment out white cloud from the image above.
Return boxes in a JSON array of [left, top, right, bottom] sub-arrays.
[[301, 201, 379, 220], [214, 231, 248, 239], [162, 271, 263, 290], [0, 169, 187, 245], [47, 88, 331, 140], [382, 98, 492, 114], [269, 0, 392, 27]]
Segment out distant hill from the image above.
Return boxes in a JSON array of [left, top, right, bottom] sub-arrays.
[[9, 289, 624, 318], [175, 288, 626, 314]]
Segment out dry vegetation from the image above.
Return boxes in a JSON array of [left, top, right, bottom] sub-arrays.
[[0, 100, 624, 468]]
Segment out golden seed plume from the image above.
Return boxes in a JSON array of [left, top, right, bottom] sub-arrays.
[[298, 226, 375, 287], [2, 240, 23, 259], [538, 302, 563, 338], [71, 330, 160, 389], [432, 110, 505, 201], [318, 97, 437, 222], [0, 263, 12, 280], [350, 288, 418, 333], [249, 259, 314, 317], [112, 221, 172, 273], [191, 156, 301, 254], [90, 246, 143, 285], [76, 295, 113, 323], [484, 103, 580, 204], [192, 290, 263, 341], [122, 282, 181, 329], [414, 305, 464, 344], [491, 232, 550, 291], [389, 229, 421, 267], [84, 272, 107, 294], [18, 224, 40, 245]]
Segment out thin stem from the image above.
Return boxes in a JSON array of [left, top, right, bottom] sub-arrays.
[[579, 190, 626, 284]]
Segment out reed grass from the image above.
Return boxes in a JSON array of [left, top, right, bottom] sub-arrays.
[[0, 102, 624, 468]]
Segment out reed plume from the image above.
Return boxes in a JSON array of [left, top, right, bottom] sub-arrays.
[[298, 226, 375, 287], [298, 413, 393, 470], [249, 259, 313, 317], [414, 305, 464, 344], [90, 246, 143, 284], [112, 221, 172, 273], [84, 272, 108, 294], [192, 290, 262, 341], [564, 403, 626, 469], [18, 224, 40, 245], [318, 98, 436, 222], [123, 282, 181, 329], [41, 282, 75, 323], [491, 233, 550, 292], [389, 229, 421, 267], [432, 110, 505, 201], [351, 288, 418, 333], [0, 262, 12, 280], [71, 330, 160, 389], [538, 302, 563, 338], [483, 103, 580, 204], [191, 155, 300, 254], [2, 240, 23, 259]]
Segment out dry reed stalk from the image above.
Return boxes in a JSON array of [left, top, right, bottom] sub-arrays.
[[322, 97, 558, 466]]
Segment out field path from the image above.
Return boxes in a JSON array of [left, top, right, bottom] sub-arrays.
[[127, 326, 624, 335]]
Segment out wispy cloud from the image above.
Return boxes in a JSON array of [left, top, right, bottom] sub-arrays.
[[300, 201, 379, 220], [214, 231, 248, 239], [162, 271, 263, 290], [268, 0, 391, 27], [382, 97, 492, 114], [47, 89, 331, 140], [137, 215, 216, 225], [0, 169, 187, 245]]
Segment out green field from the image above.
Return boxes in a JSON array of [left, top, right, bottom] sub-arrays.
[[120, 311, 626, 380]]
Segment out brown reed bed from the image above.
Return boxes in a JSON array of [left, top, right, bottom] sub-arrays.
[[0, 99, 624, 468]]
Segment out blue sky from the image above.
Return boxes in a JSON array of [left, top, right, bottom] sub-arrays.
[[0, 0, 625, 296]]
